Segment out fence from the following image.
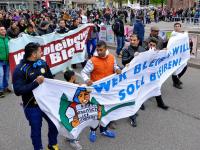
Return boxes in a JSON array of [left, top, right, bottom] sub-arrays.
[[171, 17, 200, 25], [99, 25, 200, 59]]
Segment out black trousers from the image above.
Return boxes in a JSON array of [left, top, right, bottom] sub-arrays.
[[155, 95, 165, 106], [90, 125, 107, 133], [172, 65, 187, 84]]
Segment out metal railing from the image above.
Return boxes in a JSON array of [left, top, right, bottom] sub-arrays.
[[171, 17, 200, 25]]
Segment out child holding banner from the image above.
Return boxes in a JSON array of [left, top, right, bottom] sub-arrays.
[[63, 69, 83, 150]]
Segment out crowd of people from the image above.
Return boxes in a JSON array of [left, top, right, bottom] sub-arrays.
[[0, 6, 192, 150], [0, 6, 199, 39]]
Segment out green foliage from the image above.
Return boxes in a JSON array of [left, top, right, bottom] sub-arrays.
[[150, 0, 167, 5]]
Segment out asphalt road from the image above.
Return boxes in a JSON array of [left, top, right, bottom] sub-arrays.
[[1, 59, 200, 150], [1, 21, 200, 150]]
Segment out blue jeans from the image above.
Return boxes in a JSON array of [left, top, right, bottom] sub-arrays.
[[116, 36, 125, 55], [87, 38, 97, 58], [0, 61, 9, 92], [24, 107, 58, 150]]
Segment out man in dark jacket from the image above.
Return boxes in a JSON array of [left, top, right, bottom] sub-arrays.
[[0, 25, 11, 98], [12, 43, 59, 150], [55, 19, 69, 34], [69, 17, 79, 30], [122, 34, 146, 127], [133, 16, 145, 46], [37, 21, 52, 36], [122, 34, 146, 66], [112, 14, 125, 57]]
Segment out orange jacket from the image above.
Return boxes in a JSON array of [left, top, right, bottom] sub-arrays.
[[90, 54, 115, 82]]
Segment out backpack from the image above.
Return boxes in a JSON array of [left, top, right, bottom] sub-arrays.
[[112, 20, 120, 34]]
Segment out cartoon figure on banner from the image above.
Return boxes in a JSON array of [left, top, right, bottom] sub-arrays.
[[60, 87, 102, 129]]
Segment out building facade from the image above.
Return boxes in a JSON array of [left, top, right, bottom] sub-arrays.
[[69, 0, 97, 9], [0, 0, 64, 10], [167, 0, 195, 9]]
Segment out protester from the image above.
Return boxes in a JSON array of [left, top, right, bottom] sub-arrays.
[[86, 20, 99, 58], [122, 34, 146, 127], [133, 16, 145, 46], [18, 19, 27, 33], [63, 70, 83, 150], [69, 17, 80, 30], [171, 22, 188, 89], [0, 25, 11, 98], [144, 37, 169, 110], [55, 19, 69, 34], [23, 24, 39, 36], [81, 40, 121, 142], [12, 42, 60, 150], [112, 14, 125, 58], [143, 26, 164, 50], [7, 21, 20, 38], [37, 21, 52, 36]]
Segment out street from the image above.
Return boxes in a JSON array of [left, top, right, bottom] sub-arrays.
[[1, 46, 200, 150]]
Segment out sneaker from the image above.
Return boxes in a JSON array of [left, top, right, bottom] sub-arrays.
[[89, 131, 97, 142], [0, 92, 5, 98], [69, 140, 83, 150], [158, 104, 169, 110], [46, 144, 60, 150], [101, 130, 116, 138], [130, 117, 137, 127], [140, 104, 145, 110], [4, 88, 12, 93], [173, 83, 182, 89], [178, 80, 183, 85]]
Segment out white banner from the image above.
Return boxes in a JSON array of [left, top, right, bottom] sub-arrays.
[[9, 24, 93, 74], [33, 33, 190, 139]]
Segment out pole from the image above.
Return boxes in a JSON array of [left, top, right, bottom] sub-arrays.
[[29, 0, 34, 12]]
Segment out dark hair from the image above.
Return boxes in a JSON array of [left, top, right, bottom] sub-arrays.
[[149, 37, 158, 45], [40, 21, 49, 28], [26, 24, 34, 28], [96, 40, 107, 48], [10, 21, 17, 26], [136, 15, 142, 20], [58, 19, 65, 23], [64, 70, 75, 82], [24, 42, 40, 59], [0, 25, 5, 28], [130, 34, 139, 40], [174, 22, 182, 27]]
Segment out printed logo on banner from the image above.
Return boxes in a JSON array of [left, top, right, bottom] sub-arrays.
[[59, 87, 135, 132], [59, 87, 102, 131]]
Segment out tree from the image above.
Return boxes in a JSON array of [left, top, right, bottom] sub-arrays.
[[150, 0, 167, 7]]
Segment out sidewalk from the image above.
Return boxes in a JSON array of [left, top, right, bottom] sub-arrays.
[[107, 44, 200, 69], [106, 21, 200, 68]]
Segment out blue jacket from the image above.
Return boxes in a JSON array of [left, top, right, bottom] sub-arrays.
[[12, 59, 53, 107], [133, 19, 145, 42]]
